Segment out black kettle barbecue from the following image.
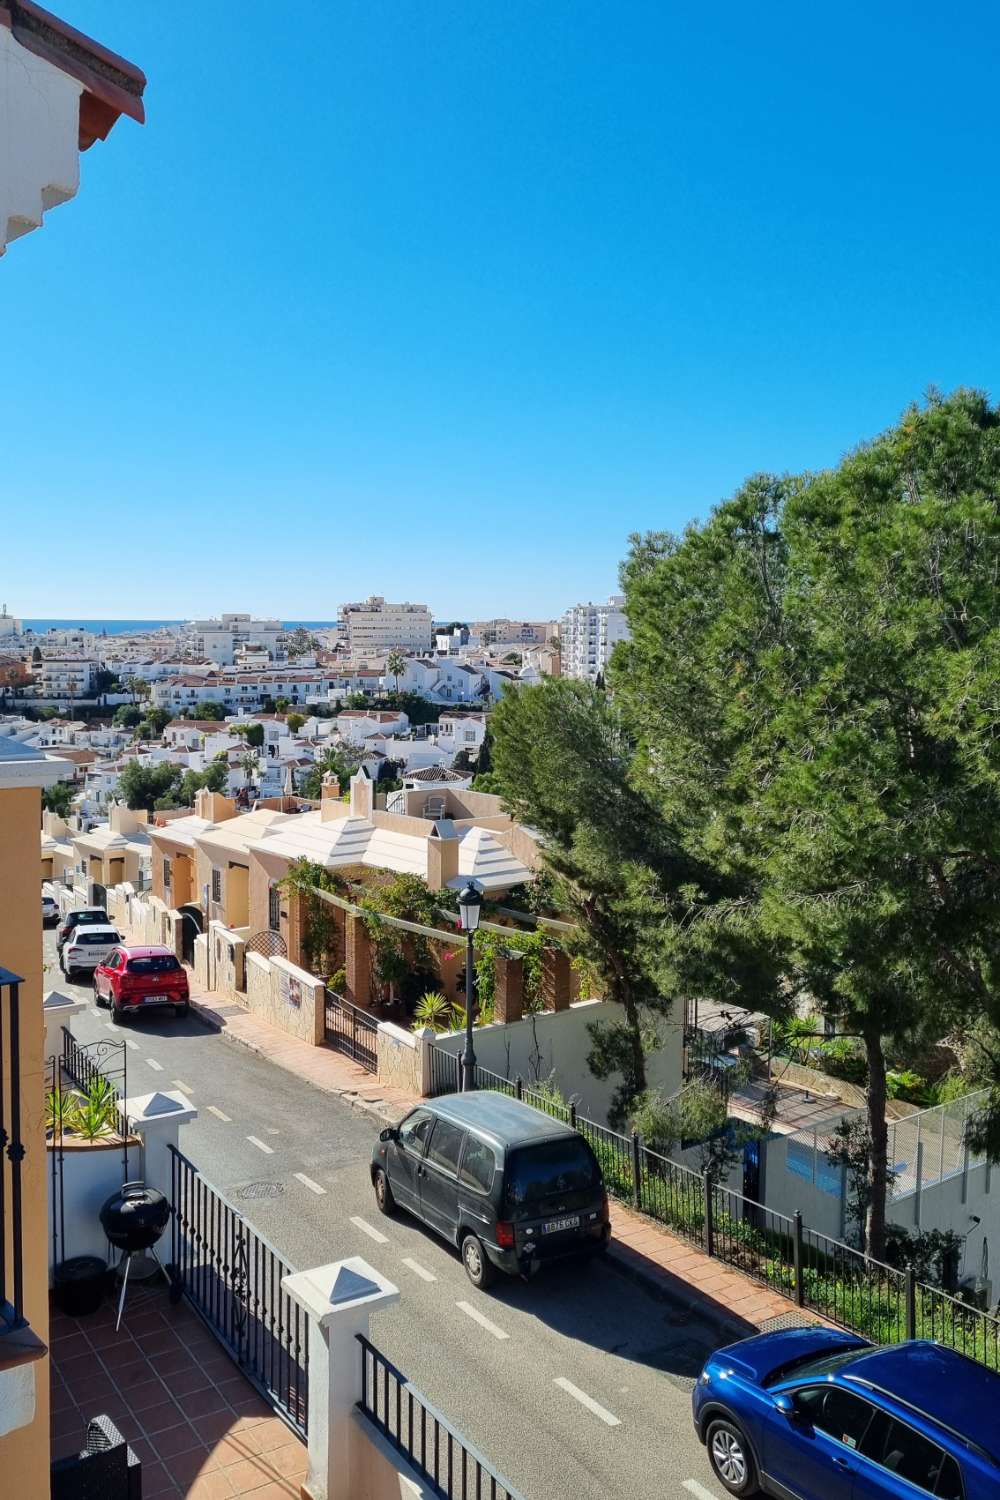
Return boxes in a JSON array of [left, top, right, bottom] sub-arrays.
[[100, 1182, 171, 1329]]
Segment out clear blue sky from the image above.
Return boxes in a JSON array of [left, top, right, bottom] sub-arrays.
[[6, 1, 999, 619]]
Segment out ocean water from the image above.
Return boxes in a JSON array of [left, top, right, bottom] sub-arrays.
[[18, 619, 337, 635]]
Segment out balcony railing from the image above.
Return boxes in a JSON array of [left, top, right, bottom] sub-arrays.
[[0, 967, 26, 1336]]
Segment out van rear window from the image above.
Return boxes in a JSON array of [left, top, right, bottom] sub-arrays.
[[127, 956, 180, 974], [505, 1140, 600, 1207]]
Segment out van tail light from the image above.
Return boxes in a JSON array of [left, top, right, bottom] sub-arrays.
[[600, 1192, 610, 1223], [496, 1221, 515, 1250]]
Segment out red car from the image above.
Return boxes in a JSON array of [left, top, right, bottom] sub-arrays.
[[94, 944, 190, 1021]]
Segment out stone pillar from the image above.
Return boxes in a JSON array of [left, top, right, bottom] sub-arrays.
[[413, 1026, 437, 1097], [494, 952, 524, 1024], [345, 913, 371, 1009], [541, 948, 571, 1013], [120, 1089, 197, 1202], [284, 885, 304, 969], [42, 990, 88, 1068], [281, 1257, 400, 1500]]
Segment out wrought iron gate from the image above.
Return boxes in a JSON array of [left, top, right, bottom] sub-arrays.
[[324, 989, 378, 1072], [168, 1145, 308, 1437]]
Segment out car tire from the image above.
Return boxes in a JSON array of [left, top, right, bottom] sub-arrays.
[[93, 977, 105, 1008], [373, 1168, 395, 1216], [705, 1418, 760, 1498], [461, 1233, 496, 1290], [112, 999, 127, 1025]]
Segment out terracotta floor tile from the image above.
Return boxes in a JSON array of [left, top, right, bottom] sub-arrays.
[[153, 1421, 205, 1459], [237, 1480, 299, 1500], [228, 1395, 272, 1422], [220, 1455, 275, 1493], [164, 1442, 220, 1487], [188, 1388, 231, 1416], [263, 1442, 307, 1479], [138, 1461, 176, 1497], [155, 1345, 201, 1375], [187, 1470, 238, 1499], [211, 1433, 262, 1468], [248, 1418, 294, 1455], [140, 1399, 186, 1435], [172, 1367, 216, 1398], [193, 1410, 245, 1446], [128, 1377, 171, 1412]]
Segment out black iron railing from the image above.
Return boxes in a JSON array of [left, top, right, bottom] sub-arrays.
[[358, 1334, 528, 1500], [458, 1062, 1000, 1371], [61, 1027, 126, 1111], [0, 968, 26, 1335], [324, 990, 378, 1073], [168, 1145, 308, 1437]]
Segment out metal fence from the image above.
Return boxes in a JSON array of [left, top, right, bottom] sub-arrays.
[[168, 1145, 309, 1438], [0, 967, 26, 1336], [324, 989, 378, 1073], [60, 1027, 127, 1112], [452, 1061, 1000, 1371], [358, 1334, 528, 1500]]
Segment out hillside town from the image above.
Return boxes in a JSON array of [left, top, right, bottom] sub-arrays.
[[6, 4, 1000, 1500]]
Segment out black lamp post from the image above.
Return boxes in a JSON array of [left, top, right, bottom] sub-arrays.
[[458, 880, 484, 1092]]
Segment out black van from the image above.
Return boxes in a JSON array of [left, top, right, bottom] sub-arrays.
[[370, 1090, 610, 1288]]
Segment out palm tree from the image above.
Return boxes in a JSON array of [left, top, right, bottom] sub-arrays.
[[386, 649, 405, 696]]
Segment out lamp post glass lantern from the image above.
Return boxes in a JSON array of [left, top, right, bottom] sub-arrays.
[[458, 881, 483, 1091]]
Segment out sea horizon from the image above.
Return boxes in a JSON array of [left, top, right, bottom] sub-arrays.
[[18, 619, 339, 635]]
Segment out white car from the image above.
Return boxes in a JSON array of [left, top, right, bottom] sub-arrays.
[[61, 925, 122, 980], [42, 893, 59, 926]]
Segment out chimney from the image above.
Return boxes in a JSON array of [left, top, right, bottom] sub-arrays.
[[349, 770, 374, 820], [195, 789, 236, 823], [321, 772, 341, 801], [426, 828, 460, 891]]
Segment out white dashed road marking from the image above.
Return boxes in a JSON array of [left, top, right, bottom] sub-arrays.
[[91, 1008, 102, 1019], [683, 1481, 720, 1500], [145, 1058, 163, 1072], [350, 1215, 389, 1245], [402, 1257, 436, 1283], [172, 1079, 193, 1094], [124, 1040, 139, 1051], [553, 1377, 620, 1427], [207, 1106, 231, 1122], [294, 1172, 326, 1195], [247, 1135, 274, 1155], [456, 1301, 509, 1341]]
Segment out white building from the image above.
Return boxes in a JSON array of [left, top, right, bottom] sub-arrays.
[[558, 595, 630, 682], [35, 657, 97, 697], [471, 619, 556, 647], [436, 712, 487, 760], [340, 597, 433, 655], [335, 709, 409, 745], [183, 614, 283, 666]]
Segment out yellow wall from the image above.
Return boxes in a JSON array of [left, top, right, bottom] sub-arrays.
[[1, 786, 51, 1497], [226, 863, 249, 928]]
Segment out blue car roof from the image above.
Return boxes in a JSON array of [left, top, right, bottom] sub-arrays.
[[843, 1341, 1000, 1458]]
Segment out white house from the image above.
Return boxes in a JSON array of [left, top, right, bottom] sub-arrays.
[[335, 709, 409, 745], [436, 713, 487, 760], [559, 595, 630, 682]]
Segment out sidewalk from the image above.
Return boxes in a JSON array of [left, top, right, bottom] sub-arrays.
[[188, 981, 414, 1125], [189, 979, 821, 1340]]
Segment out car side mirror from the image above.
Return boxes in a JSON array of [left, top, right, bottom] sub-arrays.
[[379, 1127, 398, 1143], [772, 1394, 797, 1419]]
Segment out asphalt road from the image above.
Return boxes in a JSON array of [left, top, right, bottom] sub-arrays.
[[45, 929, 730, 1500]]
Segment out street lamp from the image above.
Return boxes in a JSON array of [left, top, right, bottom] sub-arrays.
[[458, 880, 484, 1092]]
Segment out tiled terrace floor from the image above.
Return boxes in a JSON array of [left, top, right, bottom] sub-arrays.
[[50, 1283, 307, 1499]]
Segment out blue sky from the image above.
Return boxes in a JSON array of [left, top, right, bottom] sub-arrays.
[[6, 1, 1000, 619]]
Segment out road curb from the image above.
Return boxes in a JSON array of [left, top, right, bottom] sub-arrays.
[[603, 1242, 758, 1343], [189, 996, 403, 1128]]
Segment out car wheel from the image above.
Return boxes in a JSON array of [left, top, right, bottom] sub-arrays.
[[373, 1168, 395, 1216], [706, 1418, 759, 1497], [461, 1233, 495, 1289], [112, 999, 127, 1025], [93, 977, 104, 1007]]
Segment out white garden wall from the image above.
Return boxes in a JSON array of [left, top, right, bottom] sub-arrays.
[[431, 999, 682, 1126]]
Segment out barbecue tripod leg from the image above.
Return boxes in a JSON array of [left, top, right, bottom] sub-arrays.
[[115, 1253, 132, 1332]]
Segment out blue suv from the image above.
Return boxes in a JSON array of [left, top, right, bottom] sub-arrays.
[[692, 1328, 1000, 1498]]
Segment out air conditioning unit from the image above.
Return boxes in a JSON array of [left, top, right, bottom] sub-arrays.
[[958, 1275, 992, 1311]]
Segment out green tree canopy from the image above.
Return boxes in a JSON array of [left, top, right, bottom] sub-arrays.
[[615, 389, 1000, 1255]]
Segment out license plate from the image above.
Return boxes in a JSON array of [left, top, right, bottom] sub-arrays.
[[542, 1215, 580, 1234], [143, 995, 167, 1005]]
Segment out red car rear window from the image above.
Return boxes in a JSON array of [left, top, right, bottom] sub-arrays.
[[126, 956, 181, 974]]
